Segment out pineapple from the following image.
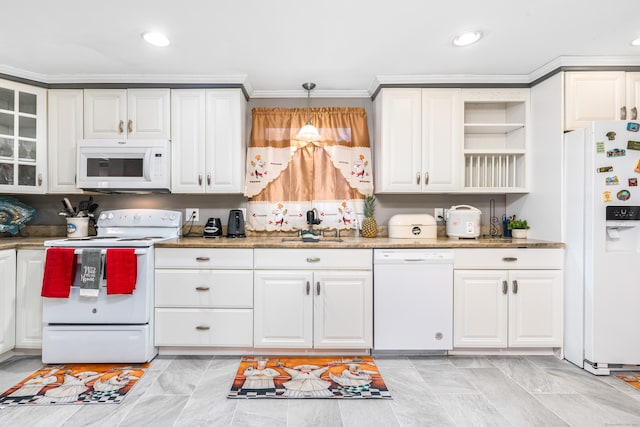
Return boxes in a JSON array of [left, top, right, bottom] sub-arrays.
[[360, 195, 378, 238]]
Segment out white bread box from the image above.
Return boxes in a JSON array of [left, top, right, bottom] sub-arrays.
[[388, 214, 437, 239]]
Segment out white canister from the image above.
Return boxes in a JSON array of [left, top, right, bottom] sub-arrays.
[[66, 217, 89, 238]]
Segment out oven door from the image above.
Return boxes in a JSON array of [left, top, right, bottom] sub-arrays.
[[42, 247, 153, 324]]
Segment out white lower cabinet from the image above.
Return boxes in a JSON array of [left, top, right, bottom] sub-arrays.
[[0, 249, 16, 354], [253, 249, 372, 349], [453, 249, 563, 348], [154, 248, 253, 347], [16, 249, 44, 349]]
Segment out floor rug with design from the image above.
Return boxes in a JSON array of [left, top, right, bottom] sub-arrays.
[[616, 375, 640, 392], [228, 355, 392, 399], [0, 362, 150, 406]]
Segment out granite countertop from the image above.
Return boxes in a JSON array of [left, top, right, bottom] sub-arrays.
[[155, 236, 564, 249], [0, 234, 564, 250]]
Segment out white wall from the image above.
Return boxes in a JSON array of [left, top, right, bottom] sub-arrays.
[[507, 73, 564, 241]]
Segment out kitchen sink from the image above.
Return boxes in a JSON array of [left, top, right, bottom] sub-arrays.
[[280, 237, 344, 243]]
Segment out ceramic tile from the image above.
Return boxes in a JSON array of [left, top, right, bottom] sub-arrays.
[[287, 399, 342, 427], [524, 355, 574, 369], [231, 399, 288, 427], [339, 400, 400, 427], [413, 360, 479, 395], [466, 368, 568, 426], [436, 393, 511, 427], [147, 355, 174, 371], [121, 394, 190, 427], [382, 367, 456, 426], [0, 405, 80, 427], [371, 356, 413, 368], [447, 356, 493, 368], [487, 356, 574, 393], [533, 393, 611, 427]]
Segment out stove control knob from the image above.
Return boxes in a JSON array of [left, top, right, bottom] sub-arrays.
[[170, 214, 177, 221], [107, 213, 114, 219], [99, 213, 107, 220]]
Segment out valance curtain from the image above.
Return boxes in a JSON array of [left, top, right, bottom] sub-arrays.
[[245, 107, 373, 231]]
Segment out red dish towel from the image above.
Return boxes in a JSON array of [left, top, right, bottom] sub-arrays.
[[41, 248, 77, 298], [106, 248, 138, 294]]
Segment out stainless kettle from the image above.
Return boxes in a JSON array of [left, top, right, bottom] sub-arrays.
[[226, 210, 246, 238]]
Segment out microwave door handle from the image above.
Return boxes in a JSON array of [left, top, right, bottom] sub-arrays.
[[143, 149, 152, 181]]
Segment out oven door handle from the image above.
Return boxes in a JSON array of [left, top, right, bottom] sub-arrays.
[[70, 248, 148, 255]]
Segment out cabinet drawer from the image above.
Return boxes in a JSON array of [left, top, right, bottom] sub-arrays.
[[155, 248, 253, 269], [454, 248, 563, 269], [155, 308, 253, 347], [155, 270, 253, 308], [254, 249, 372, 269]]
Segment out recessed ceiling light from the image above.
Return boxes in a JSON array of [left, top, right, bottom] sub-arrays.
[[142, 32, 170, 47], [453, 31, 482, 47], [632, 37, 640, 47]]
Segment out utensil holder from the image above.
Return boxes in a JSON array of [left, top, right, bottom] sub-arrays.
[[67, 217, 89, 238]]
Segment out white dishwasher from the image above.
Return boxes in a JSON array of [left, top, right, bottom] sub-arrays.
[[374, 249, 454, 351]]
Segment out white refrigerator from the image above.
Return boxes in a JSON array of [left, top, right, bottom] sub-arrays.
[[564, 120, 640, 375]]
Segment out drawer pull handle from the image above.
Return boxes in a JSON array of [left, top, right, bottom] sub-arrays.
[[416, 172, 420, 185], [196, 325, 210, 330], [316, 281, 321, 296], [502, 257, 518, 262], [196, 256, 210, 262], [195, 286, 210, 291], [512, 280, 518, 294], [502, 280, 508, 294], [306, 257, 320, 263], [632, 106, 638, 120], [306, 281, 310, 295], [621, 106, 627, 120]]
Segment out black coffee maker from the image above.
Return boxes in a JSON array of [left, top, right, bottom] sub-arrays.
[[226, 209, 246, 238], [203, 217, 222, 238]]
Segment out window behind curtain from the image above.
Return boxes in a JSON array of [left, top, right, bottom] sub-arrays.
[[245, 107, 373, 231]]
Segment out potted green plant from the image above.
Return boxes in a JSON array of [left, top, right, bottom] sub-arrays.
[[508, 218, 530, 239]]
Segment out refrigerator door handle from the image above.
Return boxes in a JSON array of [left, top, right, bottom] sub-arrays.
[[620, 106, 627, 120]]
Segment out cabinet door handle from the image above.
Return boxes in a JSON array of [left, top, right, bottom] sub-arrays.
[[195, 286, 210, 291], [207, 173, 211, 186], [502, 257, 518, 262], [127, 119, 133, 133], [416, 172, 420, 185], [512, 280, 518, 294], [37, 174, 43, 186], [425, 172, 429, 185], [118, 120, 124, 133], [195, 325, 210, 331], [621, 106, 627, 120], [306, 257, 320, 263], [195, 256, 210, 262], [502, 280, 508, 294], [632, 107, 638, 120], [316, 281, 321, 296], [198, 174, 203, 186], [306, 281, 310, 295]]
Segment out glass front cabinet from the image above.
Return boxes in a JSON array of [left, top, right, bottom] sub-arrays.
[[0, 79, 47, 193]]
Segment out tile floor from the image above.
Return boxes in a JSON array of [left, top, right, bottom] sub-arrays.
[[1, 354, 640, 426]]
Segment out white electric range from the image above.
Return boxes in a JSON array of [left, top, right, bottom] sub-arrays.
[[42, 209, 182, 364]]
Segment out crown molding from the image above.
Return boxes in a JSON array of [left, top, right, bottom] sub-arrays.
[[370, 55, 640, 96], [250, 89, 371, 98]]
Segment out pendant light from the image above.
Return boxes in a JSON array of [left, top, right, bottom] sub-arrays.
[[295, 82, 322, 142]]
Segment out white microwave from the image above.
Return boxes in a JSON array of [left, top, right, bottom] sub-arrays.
[[77, 139, 171, 192]]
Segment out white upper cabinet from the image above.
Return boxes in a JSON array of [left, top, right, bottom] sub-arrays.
[[48, 89, 83, 193], [84, 89, 170, 139], [564, 71, 640, 130], [0, 79, 47, 194], [171, 89, 246, 193], [374, 88, 462, 193]]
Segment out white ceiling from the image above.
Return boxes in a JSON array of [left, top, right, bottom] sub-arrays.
[[2, 0, 640, 97]]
